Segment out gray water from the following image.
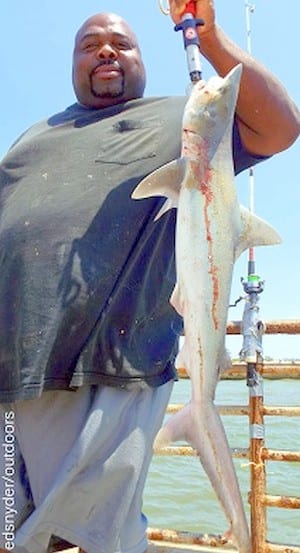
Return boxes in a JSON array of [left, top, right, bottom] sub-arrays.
[[144, 379, 299, 547]]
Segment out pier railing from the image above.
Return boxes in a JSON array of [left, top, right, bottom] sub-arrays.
[[148, 319, 300, 553]]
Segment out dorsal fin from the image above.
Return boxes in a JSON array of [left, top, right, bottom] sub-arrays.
[[235, 205, 281, 260]]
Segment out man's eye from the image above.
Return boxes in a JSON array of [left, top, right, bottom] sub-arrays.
[[115, 41, 131, 50], [82, 43, 98, 51]]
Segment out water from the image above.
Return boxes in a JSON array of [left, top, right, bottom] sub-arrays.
[[144, 378, 300, 547]]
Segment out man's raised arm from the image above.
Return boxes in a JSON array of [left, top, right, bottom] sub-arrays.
[[169, 0, 300, 156]]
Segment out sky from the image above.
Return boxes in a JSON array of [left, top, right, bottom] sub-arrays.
[[0, 1, 299, 359]]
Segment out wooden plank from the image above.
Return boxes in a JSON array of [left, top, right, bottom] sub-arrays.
[[227, 320, 300, 335], [148, 541, 236, 553], [147, 529, 234, 551], [177, 363, 300, 380], [265, 543, 300, 553], [264, 494, 300, 509]]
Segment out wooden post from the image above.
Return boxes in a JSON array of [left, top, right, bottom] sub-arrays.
[[248, 353, 267, 553]]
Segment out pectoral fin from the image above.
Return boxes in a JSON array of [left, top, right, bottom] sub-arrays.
[[131, 158, 187, 216]]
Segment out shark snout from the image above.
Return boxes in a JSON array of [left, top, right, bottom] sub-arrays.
[[221, 63, 243, 100]]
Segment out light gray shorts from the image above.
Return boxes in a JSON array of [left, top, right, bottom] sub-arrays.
[[0, 382, 173, 553]]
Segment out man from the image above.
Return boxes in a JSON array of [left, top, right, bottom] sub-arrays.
[[0, 2, 298, 553]]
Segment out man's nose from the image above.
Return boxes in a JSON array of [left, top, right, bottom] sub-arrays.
[[96, 43, 118, 60]]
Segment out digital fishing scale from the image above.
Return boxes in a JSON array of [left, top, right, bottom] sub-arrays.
[[159, 0, 204, 83], [174, 1, 204, 83]]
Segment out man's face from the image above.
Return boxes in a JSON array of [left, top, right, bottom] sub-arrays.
[[72, 13, 146, 108]]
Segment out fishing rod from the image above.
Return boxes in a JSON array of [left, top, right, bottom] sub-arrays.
[[239, 2, 265, 386], [159, 0, 204, 83], [244, 2, 259, 301], [239, 9, 268, 550], [231, 9, 267, 547]]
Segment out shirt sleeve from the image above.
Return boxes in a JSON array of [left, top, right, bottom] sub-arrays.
[[232, 116, 271, 176]]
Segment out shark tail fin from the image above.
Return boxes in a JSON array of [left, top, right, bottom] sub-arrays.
[[154, 400, 251, 553]]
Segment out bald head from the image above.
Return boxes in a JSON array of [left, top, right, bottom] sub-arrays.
[[72, 13, 146, 108]]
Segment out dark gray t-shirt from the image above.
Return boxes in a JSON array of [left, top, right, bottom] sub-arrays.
[[0, 97, 266, 400]]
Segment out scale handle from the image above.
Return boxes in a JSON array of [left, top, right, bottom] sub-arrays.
[[183, 1, 197, 16], [175, 1, 204, 82]]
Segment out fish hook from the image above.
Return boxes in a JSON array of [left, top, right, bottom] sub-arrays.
[[158, 0, 170, 15]]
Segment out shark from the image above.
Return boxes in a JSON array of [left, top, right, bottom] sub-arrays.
[[132, 64, 281, 553]]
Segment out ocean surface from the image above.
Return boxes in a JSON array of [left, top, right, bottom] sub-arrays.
[[144, 378, 299, 547]]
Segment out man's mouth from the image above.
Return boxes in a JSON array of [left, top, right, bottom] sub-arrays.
[[92, 62, 122, 80]]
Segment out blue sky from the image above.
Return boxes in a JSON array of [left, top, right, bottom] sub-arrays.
[[0, 1, 299, 358]]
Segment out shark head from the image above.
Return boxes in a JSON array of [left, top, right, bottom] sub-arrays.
[[183, 64, 243, 144]]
